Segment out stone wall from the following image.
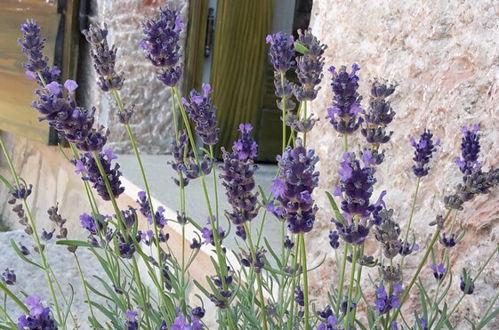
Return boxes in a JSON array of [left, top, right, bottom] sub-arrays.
[[306, 0, 498, 328], [80, 0, 189, 154]]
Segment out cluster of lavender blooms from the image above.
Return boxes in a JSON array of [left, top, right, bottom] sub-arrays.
[[1, 8, 497, 330]]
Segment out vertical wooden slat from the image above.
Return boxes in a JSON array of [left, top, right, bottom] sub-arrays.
[[210, 0, 274, 156], [0, 1, 59, 143]]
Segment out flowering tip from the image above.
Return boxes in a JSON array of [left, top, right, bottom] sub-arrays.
[[64, 79, 78, 92], [202, 82, 213, 96], [45, 81, 60, 94], [103, 147, 117, 161]]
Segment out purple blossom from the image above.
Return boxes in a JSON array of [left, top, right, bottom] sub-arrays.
[[1, 268, 16, 285], [233, 124, 258, 161], [294, 285, 304, 306], [328, 230, 340, 249], [431, 263, 446, 281], [169, 130, 190, 186], [182, 84, 219, 145], [326, 64, 364, 134], [17, 296, 57, 329], [337, 152, 377, 218], [125, 310, 138, 330], [266, 32, 295, 73], [142, 8, 183, 86], [455, 124, 480, 175], [18, 20, 60, 86], [317, 315, 340, 330], [201, 218, 225, 245], [75, 152, 125, 201], [80, 213, 98, 234], [460, 273, 475, 295], [274, 139, 319, 233], [293, 29, 326, 102], [411, 129, 439, 177], [83, 23, 124, 92], [374, 284, 402, 314]]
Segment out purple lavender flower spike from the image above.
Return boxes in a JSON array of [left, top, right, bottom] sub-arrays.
[[17, 295, 57, 329], [337, 152, 377, 218], [273, 138, 319, 233], [1, 268, 16, 285], [233, 124, 258, 161], [411, 129, 439, 177], [182, 84, 220, 145], [220, 124, 259, 226], [18, 20, 61, 86], [83, 23, 124, 92], [142, 8, 184, 86], [326, 64, 364, 134], [80, 213, 98, 234], [455, 124, 480, 175], [293, 29, 327, 102], [75, 151, 125, 201], [169, 130, 191, 186], [266, 32, 295, 73]]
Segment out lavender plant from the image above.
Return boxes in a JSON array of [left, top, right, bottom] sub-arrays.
[[0, 7, 497, 330]]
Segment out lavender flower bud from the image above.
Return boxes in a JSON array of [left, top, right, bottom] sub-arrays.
[[455, 124, 480, 175], [374, 284, 402, 314], [326, 64, 364, 134], [18, 20, 60, 86], [182, 84, 220, 145], [265, 32, 295, 73], [220, 125, 259, 226], [460, 271, 475, 295], [76, 149, 125, 201], [286, 114, 318, 133], [411, 129, 439, 177], [273, 139, 319, 233], [431, 263, 446, 281], [17, 296, 57, 330], [125, 310, 138, 330], [328, 230, 340, 249], [294, 285, 304, 307], [141, 8, 184, 86], [83, 24, 124, 92], [293, 29, 326, 102], [169, 130, 190, 186], [1, 268, 16, 285]]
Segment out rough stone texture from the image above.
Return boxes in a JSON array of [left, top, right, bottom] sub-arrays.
[[80, 0, 189, 154], [306, 1, 498, 328], [0, 230, 106, 329]]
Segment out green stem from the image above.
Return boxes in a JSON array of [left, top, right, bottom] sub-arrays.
[[299, 233, 310, 329], [280, 72, 287, 154], [400, 177, 421, 269], [335, 244, 349, 315], [287, 239, 300, 329], [0, 136, 63, 325], [351, 244, 365, 321], [390, 209, 453, 323], [209, 145, 220, 227], [244, 223, 268, 330], [345, 245, 358, 329], [74, 253, 97, 327], [172, 86, 236, 329]]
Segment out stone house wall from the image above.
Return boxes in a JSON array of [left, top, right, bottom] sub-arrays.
[[305, 1, 498, 328]]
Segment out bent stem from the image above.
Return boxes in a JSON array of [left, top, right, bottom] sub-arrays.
[[0, 135, 64, 326], [299, 233, 310, 329]]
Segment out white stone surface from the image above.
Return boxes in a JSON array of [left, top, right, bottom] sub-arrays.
[[0, 230, 106, 329], [306, 1, 498, 328]]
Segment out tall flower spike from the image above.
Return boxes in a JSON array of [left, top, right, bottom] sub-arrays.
[[293, 29, 327, 102], [272, 138, 319, 233], [361, 80, 397, 165], [83, 23, 124, 92], [32, 80, 107, 151], [220, 124, 259, 226], [76, 149, 125, 201], [411, 129, 439, 177], [326, 64, 364, 134], [266, 32, 295, 73], [182, 83, 220, 145], [455, 124, 480, 175], [18, 20, 60, 85], [141, 7, 184, 86]]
